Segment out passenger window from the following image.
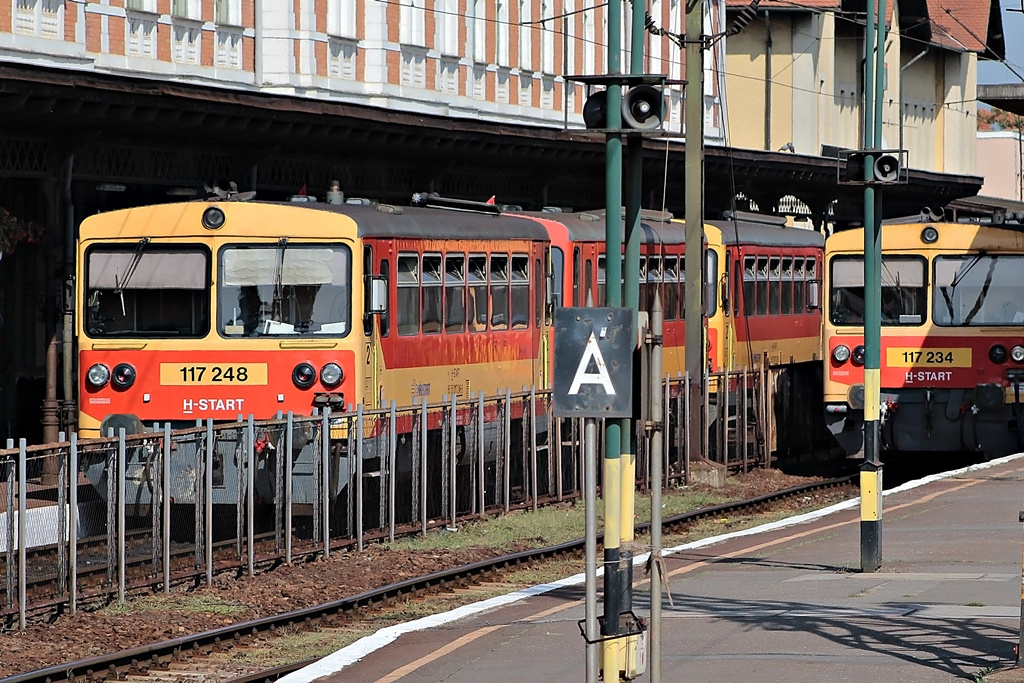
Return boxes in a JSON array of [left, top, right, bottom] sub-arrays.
[[793, 258, 805, 315], [490, 254, 510, 329], [445, 254, 466, 333], [596, 256, 605, 307], [422, 254, 442, 334], [756, 257, 769, 316], [397, 254, 420, 336], [663, 256, 678, 321], [769, 257, 781, 315], [468, 253, 488, 331], [743, 257, 756, 317], [510, 254, 530, 329]]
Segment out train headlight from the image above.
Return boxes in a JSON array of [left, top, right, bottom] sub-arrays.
[[112, 363, 137, 389], [990, 345, 1009, 364], [320, 362, 343, 388], [852, 345, 866, 365], [832, 345, 851, 363], [921, 226, 939, 244], [202, 206, 226, 230], [1012, 346, 1024, 363], [292, 362, 317, 388], [87, 363, 110, 388]]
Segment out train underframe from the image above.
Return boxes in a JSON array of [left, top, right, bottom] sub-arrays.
[[826, 386, 1024, 457]]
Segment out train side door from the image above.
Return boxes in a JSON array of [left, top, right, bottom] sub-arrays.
[[535, 244, 549, 390]]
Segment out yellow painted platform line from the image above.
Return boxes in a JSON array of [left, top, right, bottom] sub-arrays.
[[376, 625, 504, 683]]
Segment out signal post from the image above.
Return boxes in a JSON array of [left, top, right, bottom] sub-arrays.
[[837, 0, 904, 572]]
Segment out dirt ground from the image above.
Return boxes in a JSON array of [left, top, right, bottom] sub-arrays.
[[0, 469, 843, 677]]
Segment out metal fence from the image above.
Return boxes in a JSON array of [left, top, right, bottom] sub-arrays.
[[1, 368, 778, 627]]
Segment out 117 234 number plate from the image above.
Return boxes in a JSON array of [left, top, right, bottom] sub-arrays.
[[160, 364, 268, 385], [886, 348, 972, 367]]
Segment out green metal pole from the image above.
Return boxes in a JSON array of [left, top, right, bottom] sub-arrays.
[[684, 0, 705, 471], [619, 0, 646, 638], [860, 0, 884, 573], [603, 0, 625, 677]]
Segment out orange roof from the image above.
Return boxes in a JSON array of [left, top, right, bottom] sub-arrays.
[[723, 0, 1002, 56]]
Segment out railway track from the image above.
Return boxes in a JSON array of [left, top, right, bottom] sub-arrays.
[[4, 474, 856, 683]]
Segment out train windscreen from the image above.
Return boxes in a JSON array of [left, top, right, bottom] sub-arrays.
[[85, 244, 210, 338], [934, 254, 1024, 326], [829, 256, 926, 325], [218, 243, 352, 337]]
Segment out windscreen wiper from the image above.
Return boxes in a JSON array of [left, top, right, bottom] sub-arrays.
[[114, 237, 151, 316]]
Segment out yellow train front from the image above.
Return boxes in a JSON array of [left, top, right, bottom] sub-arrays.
[[823, 220, 1024, 457]]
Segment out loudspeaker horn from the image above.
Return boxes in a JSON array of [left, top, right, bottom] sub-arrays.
[[873, 154, 900, 183], [582, 90, 608, 129], [621, 85, 664, 131]]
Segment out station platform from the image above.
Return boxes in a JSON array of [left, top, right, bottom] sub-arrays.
[[281, 455, 1024, 683]]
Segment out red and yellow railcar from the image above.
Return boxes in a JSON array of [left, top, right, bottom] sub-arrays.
[[823, 220, 1024, 456]]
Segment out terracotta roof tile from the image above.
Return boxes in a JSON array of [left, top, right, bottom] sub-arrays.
[[724, 0, 999, 56]]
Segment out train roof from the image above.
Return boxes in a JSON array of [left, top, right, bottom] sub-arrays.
[[709, 214, 824, 248], [528, 209, 823, 248], [79, 199, 552, 243], [296, 201, 552, 241]]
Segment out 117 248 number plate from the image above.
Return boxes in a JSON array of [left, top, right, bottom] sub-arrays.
[[886, 348, 972, 367], [160, 364, 268, 385]]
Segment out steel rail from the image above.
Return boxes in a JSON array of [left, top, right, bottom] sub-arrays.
[[4, 475, 856, 683]]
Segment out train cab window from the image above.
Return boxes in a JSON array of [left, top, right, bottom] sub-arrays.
[[421, 254, 442, 334], [572, 248, 580, 306], [934, 254, 1024, 326], [597, 256, 606, 306], [86, 245, 210, 338], [551, 247, 564, 311], [445, 254, 467, 333], [756, 257, 769, 316], [585, 258, 594, 306], [881, 258, 925, 324], [792, 258, 805, 314], [511, 254, 530, 329], [830, 256, 925, 326], [490, 254, 510, 329], [769, 257, 782, 315], [663, 256, 679, 321], [468, 254, 488, 331], [397, 253, 420, 336], [643, 256, 661, 313], [780, 258, 793, 315], [706, 250, 718, 316], [379, 258, 391, 337], [534, 258, 543, 328], [743, 257, 756, 317], [638, 256, 649, 311], [217, 244, 351, 337]]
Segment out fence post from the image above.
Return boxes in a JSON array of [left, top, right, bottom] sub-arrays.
[[477, 392, 485, 518], [530, 385, 538, 512], [285, 412, 294, 565], [318, 410, 329, 557], [117, 429, 126, 605], [504, 389, 511, 513], [356, 404, 364, 552], [205, 420, 214, 584], [450, 393, 457, 528], [163, 423, 171, 593], [389, 401, 397, 543], [421, 397, 428, 537], [247, 415, 257, 573], [70, 433, 78, 614], [18, 439, 28, 629], [57, 433, 67, 598]]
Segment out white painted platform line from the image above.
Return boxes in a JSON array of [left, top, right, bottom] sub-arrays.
[[278, 453, 1024, 683]]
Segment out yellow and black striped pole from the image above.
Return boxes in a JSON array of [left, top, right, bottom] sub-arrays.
[[860, 0, 886, 572]]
